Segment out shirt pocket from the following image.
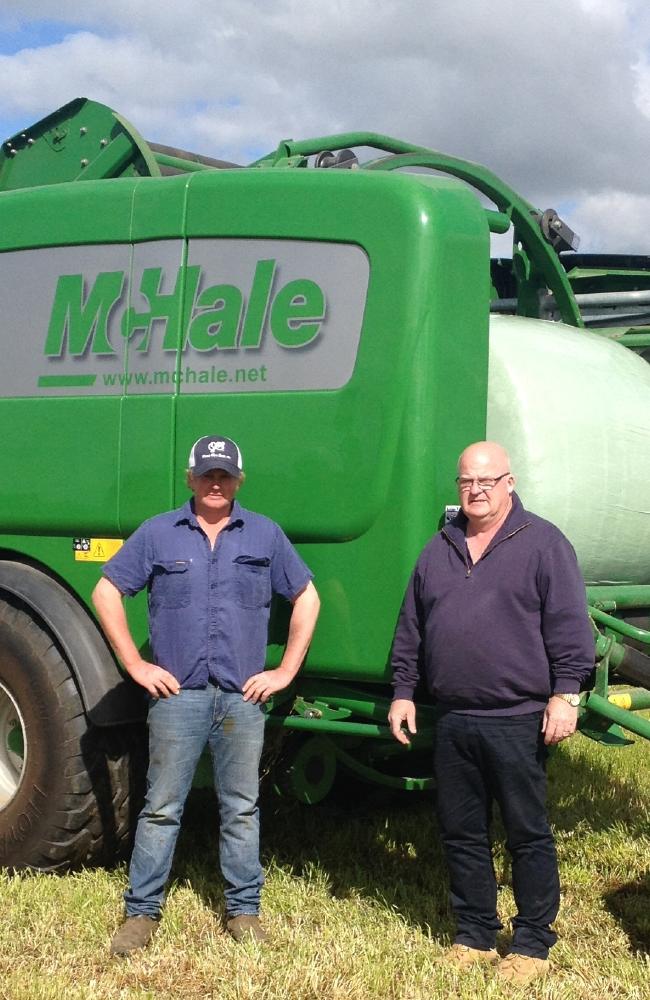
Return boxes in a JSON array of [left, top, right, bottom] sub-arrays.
[[151, 559, 192, 609], [233, 555, 272, 610]]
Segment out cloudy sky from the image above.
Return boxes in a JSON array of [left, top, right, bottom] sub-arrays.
[[1, 0, 649, 253]]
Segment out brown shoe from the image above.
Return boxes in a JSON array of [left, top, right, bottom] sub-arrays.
[[497, 953, 550, 983], [110, 915, 159, 957], [442, 943, 500, 969], [226, 914, 267, 943]]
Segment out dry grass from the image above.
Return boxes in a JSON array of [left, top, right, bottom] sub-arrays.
[[1, 728, 649, 1000]]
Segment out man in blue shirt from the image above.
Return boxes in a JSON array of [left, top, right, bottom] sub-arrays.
[[93, 434, 320, 956]]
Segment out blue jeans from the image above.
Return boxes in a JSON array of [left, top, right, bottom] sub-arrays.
[[434, 711, 560, 959], [124, 686, 266, 919]]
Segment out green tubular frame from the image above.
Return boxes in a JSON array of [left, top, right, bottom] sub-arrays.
[[266, 681, 437, 793], [253, 131, 583, 327], [267, 680, 435, 747], [582, 585, 650, 744], [152, 151, 209, 174], [588, 585, 650, 610]]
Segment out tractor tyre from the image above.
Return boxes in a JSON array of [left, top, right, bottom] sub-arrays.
[[0, 595, 144, 870]]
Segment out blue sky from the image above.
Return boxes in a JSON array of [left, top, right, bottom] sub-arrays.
[[0, 17, 75, 54], [0, 17, 94, 139], [1, 1, 650, 252]]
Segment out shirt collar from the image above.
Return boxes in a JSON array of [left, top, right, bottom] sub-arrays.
[[174, 498, 246, 531], [444, 490, 527, 546]]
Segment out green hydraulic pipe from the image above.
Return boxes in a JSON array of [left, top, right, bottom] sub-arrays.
[[587, 585, 650, 609], [297, 680, 393, 723], [296, 679, 439, 727], [332, 744, 435, 792], [485, 209, 512, 234], [593, 631, 625, 666], [153, 152, 209, 173], [270, 713, 434, 743], [585, 693, 650, 741], [589, 606, 650, 644], [251, 131, 438, 165], [275, 715, 387, 737], [615, 333, 650, 347]]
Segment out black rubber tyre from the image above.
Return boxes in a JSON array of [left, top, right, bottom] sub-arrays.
[[0, 595, 145, 870]]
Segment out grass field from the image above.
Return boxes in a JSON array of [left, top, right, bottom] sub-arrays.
[[0, 728, 648, 1000]]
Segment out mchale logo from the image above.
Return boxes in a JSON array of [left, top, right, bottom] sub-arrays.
[[44, 259, 327, 359]]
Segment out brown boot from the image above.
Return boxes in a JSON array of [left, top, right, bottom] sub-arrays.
[[226, 914, 267, 943], [110, 915, 159, 957], [497, 953, 550, 983], [442, 943, 500, 969]]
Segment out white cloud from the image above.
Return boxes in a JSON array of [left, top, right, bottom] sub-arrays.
[[576, 0, 629, 23], [634, 54, 650, 117], [569, 190, 650, 253], [0, 1, 648, 250]]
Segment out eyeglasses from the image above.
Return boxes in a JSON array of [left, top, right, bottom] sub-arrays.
[[455, 472, 510, 492]]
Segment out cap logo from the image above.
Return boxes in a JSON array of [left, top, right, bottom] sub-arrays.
[[208, 441, 225, 453]]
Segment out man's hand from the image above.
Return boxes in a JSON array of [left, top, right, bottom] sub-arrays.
[[126, 658, 181, 699], [242, 582, 320, 704], [542, 695, 579, 745], [388, 698, 417, 745], [242, 667, 291, 704]]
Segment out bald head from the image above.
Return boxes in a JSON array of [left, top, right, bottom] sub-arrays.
[[457, 441, 512, 476]]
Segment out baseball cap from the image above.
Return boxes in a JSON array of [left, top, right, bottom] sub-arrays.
[[188, 435, 243, 478]]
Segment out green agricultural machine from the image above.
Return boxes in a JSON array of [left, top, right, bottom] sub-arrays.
[[0, 98, 648, 870]]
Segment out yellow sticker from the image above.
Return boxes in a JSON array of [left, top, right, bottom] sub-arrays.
[[73, 538, 124, 562], [608, 692, 632, 710]]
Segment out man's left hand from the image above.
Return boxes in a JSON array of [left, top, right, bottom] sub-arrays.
[[242, 667, 291, 704], [542, 696, 579, 745]]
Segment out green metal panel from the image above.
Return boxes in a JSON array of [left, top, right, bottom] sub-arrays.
[[129, 173, 192, 242], [0, 397, 122, 533], [172, 167, 489, 679], [0, 183, 132, 535], [0, 97, 160, 192], [0, 179, 138, 251], [0, 161, 488, 687]]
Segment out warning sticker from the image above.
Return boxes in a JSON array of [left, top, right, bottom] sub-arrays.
[[73, 538, 123, 562]]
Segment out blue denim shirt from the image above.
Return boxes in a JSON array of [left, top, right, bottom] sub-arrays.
[[103, 499, 313, 692]]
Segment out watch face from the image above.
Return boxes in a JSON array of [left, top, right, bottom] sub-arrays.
[[561, 693, 580, 707]]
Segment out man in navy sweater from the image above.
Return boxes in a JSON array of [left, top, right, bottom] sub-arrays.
[[388, 441, 594, 985]]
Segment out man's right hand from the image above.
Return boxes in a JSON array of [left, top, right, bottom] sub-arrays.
[[388, 698, 417, 745], [126, 658, 181, 698], [92, 577, 181, 699]]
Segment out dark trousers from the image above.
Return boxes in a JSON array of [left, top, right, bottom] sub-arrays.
[[434, 710, 560, 959]]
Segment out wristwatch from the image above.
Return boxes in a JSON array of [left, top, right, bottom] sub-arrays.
[[555, 692, 580, 707]]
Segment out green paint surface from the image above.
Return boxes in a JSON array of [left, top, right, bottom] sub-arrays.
[[0, 162, 488, 686]]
